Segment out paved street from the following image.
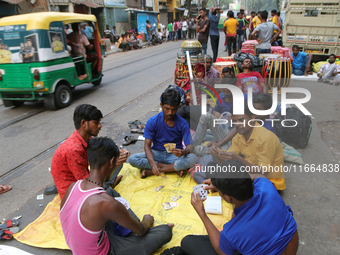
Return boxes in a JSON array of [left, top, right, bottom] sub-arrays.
[[0, 36, 339, 254]]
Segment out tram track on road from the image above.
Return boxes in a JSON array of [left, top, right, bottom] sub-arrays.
[[0, 76, 172, 183], [0, 45, 179, 132]]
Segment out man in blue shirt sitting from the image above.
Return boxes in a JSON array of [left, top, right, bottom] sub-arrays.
[[181, 159, 299, 255], [292, 45, 313, 76], [129, 89, 197, 178]]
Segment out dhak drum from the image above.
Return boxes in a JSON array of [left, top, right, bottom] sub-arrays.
[[213, 61, 239, 78], [218, 56, 234, 61], [258, 53, 282, 60], [263, 57, 292, 93]]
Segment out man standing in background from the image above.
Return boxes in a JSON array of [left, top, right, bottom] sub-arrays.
[[252, 11, 280, 56], [182, 18, 188, 40], [188, 18, 193, 39], [224, 11, 238, 56], [167, 22, 173, 41], [178, 19, 182, 40], [209, 7, 222, 62], [196, 8, 210, 55], [248, 11, 256, 40]]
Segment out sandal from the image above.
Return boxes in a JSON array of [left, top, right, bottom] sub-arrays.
[[0, 229, 15, 240], [0, 219, 19, 230], [130, 128, 144, 134], [0, 185, 12, 194], [128, 120, 145, 130], [121, 136, 138, 146]]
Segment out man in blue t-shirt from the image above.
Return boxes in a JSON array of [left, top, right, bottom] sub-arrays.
[[181, 160, 299, 255], [292, 45, 313, 76], [129, 89, 197, 178]]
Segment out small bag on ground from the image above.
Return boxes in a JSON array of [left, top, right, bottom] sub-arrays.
[[274, 107, 312, 149]]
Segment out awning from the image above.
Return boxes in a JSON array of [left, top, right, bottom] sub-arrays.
[[1, 0, 24, 3], [105, 3, 127, 8], [175, 7, 186, 11], [71, 0, 103, 8], [124, 8, 159, 14]]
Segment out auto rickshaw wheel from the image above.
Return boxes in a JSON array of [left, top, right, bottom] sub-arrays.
[[55, 85, 72, 109], [92, 77, 102, 86]]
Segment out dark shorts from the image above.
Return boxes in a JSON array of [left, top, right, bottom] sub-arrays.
[[86, 52, 98, 63]]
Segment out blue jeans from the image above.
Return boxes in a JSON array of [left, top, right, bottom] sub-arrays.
[[237, 34, 244, 50], [201, 42, 207, 55], [256, 48, 271, 56], [147, 33, 151, 45], [182, 30, 187, 40], [169, 31, 172, 41], [292, 56, 309, 76], [129, 150, 198, 171]]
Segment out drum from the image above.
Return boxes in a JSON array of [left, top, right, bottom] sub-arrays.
[[258, 53, 281, 60], [262, 58, 292, 93], [217, 56, 234, 62], [213, 61, 239, 78]]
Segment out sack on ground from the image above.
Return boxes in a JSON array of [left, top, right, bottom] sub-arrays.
[[274, 107, 312, 149]]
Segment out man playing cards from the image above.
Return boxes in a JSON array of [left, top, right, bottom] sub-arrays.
[[129, 88, 197, 178]]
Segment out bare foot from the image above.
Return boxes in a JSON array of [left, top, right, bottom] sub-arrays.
[[167, 223, 175, 229], [141, 170, 153, 179], [110, 175, 123, 189], [176, 171, 184, 177]]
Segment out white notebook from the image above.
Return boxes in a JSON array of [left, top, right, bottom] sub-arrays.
[[204, 196, 222, 215]]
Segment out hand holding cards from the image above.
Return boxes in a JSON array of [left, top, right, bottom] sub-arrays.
[[193, 184, 208, 200], [164, 143, 176, 153]]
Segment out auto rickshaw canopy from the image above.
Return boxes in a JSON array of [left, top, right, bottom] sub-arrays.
[[0, 12, 97, 30]]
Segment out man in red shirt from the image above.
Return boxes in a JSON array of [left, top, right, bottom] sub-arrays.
[[236, 58, 267, 95], [49, 104, 128, 199]]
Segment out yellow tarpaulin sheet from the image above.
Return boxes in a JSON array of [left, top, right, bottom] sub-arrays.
[[15, 164, 233, 254]]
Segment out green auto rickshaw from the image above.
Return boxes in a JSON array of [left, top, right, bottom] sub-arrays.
[[0, 12, 104, 109]]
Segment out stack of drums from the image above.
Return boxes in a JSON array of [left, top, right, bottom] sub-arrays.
[[241, 40, 258, 55], [262, 57, 292, 93], [213, 61, 240, 78]]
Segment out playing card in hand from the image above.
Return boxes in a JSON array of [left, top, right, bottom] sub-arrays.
[[193, 184, 208, 200]]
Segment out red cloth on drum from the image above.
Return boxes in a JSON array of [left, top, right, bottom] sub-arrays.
[[271, 46, 293, 60]]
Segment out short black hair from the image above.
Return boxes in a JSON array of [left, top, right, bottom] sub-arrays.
[[329, 54, 336, 59], [199, 8, 207, 12], [243, 57, 253, 65], [237, 12, 241, 16], [73, 104, 103, 129], [260, 10, 268, 20], [211, 160, 254, 201], [251, 11, 255, 14], [161, 88, 180, 106], [227, 10, 234, 18], [231, 101, 253, 118], [271, 10, 277, 14], [253, 93, 273, 110], [146, 20, 149, 23], [240, 9, 244, 13], [87, 137, 120, 169], [292, 45, 299, 50], [277, 11, 281, 16]]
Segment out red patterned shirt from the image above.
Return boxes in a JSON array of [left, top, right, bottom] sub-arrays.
[[51, 130, 89, 199]]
